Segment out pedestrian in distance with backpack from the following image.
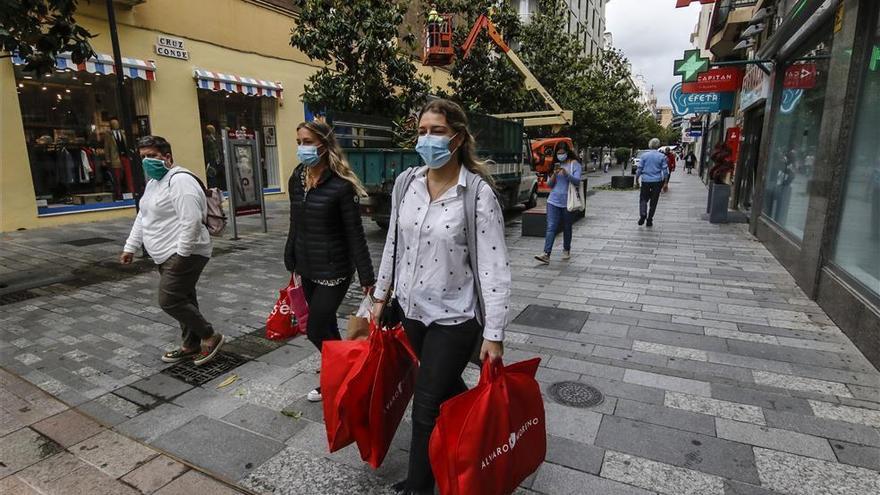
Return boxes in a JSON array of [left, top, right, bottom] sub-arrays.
[[120, 135, 225, 367]]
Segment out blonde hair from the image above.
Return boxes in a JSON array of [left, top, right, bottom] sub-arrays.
[[418, 99, 495, 188], [297, 121, 368, 197]]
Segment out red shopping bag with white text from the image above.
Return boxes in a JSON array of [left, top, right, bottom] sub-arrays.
[[265, 275, 308, 340], [266, 290, 296, 340], [360, 322, 417, 467], [320, 321, 418, 468], [429, 358, 545, 495]]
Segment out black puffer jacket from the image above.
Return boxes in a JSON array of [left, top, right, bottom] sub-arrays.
[[284, 165, 375, 286]]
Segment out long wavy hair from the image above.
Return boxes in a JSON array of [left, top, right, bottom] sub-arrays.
[[417, 99, 495, 188], [296, 120, 367, 197]]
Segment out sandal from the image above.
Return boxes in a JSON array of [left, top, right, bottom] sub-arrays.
[[161, 347, 199, 363], [193, 334, 225, 366]]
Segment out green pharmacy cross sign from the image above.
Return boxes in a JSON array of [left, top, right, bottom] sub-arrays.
[[674, 49, 710, 83]]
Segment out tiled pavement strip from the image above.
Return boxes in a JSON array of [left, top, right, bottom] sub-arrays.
[[1, 171, 879, 494]]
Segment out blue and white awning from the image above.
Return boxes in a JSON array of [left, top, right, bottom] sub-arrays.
[[194, 69, 283, 98], [12, 52, 157, 80]]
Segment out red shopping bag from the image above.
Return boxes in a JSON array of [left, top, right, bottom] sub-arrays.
[[266, 289, 296, 340], [265, 275, 309, 340], [361, 322, 417, 467], [320, 338, 371, 451], [320, 321, 418, 468], [430, 358, 545, 495]]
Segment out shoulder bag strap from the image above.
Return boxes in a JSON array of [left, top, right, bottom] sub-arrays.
[[462, 172, 486, 325], [388, 167, 418, 296]]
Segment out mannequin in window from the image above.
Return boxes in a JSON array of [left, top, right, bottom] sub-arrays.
[[203, 124, 225, 190], [104, 117, 136, 200]]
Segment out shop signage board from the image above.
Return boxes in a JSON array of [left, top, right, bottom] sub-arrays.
[[740, 64, 769, 110], [682, 67, 745, 93], [670, 83, 735, 116], [784, 63, 817, 89], [155, 36, 189, 60], [222, 129, 268, 239]]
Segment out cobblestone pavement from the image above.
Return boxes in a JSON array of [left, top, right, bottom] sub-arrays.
[[0, 366, 247, 494], [2, 171, 879, 495]]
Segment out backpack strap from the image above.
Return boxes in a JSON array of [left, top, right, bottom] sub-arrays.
[[462, 170, 486, 326], [169, 170, 208, 196]]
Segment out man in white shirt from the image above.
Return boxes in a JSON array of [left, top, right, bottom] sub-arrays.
[[120, 136, 224, 366]]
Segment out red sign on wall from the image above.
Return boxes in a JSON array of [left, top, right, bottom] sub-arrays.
[[784, 63, 818, 89], [682, 67, 745, 93], [725, 127, 742, 167]]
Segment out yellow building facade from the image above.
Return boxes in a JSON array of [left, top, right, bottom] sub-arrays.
[[0, 0, 449, 232]]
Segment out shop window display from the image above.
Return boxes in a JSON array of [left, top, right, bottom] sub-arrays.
[[15, 68, 141, 210], [761, 29, 833, 240], [832, 13, 880, 297], [197, 91, 279, 191]]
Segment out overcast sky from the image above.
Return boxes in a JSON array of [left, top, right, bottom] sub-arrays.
[[606, 0, 704, 107]]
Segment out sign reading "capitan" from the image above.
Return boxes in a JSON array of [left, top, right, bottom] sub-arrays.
[[155, 35, 189, 60]]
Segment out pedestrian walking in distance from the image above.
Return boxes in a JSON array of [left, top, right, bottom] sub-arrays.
[[535, 141, 582, 264], [636, 138, 670, 228], [285, 121, 375, 403], [662, 147, 676, 193], [685, 150, 697, 174], [372, 99, 511, 495], [603, 151, 612, 173], [120, 136, 224, 366]]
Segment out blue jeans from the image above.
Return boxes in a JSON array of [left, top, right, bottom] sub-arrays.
[[544, 204, 572, 254]]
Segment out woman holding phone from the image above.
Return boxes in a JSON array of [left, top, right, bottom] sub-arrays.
[[372, 99, 511, 495], [535, 141, 582, 264]]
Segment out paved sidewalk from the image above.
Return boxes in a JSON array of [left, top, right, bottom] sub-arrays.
[[2, 171, 879, 494], [0, 367, 247, 494]]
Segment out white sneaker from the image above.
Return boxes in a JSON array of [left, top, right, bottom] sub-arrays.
[[562, 251, 571, 260], [307, 388, 322, 402]]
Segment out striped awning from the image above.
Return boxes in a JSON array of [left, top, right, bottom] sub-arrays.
[[12, 52, 156, 80], [194, 69, 283, 98]]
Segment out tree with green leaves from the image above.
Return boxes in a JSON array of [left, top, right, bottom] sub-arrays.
[[290, 0, 430, 119], [0, 0, 95, 74]]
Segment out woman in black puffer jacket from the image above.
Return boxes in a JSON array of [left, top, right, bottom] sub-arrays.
[[284, 120, 375, 402]]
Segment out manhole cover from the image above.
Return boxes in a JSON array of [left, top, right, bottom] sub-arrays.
[[161, 351, 248, 386], [513, 305, 589, 332], [0, 290, 38, 306], [549, 381, 604, 408], [63, 237, 115, 247]]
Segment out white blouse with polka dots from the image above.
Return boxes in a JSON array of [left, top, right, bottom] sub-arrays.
[[373, 166, 511, 342]]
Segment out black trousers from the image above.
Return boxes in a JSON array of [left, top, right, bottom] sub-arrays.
[[402, 317, 481, 491], [157, 254, 214, 350], [639, 181, 663, 220], [300, 278, 350, 351]]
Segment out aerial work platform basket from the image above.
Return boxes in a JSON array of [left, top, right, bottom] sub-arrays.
[[422, 14, 454, 67]]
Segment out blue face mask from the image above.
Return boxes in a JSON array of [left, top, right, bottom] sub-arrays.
[[297, 145, 322, 167], [142, 157, 169, 180], [416, 133, 459, 169], [556, 152, 568, 162]]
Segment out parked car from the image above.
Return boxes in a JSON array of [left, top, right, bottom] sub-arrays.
[[630, 149, 651, 175]]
